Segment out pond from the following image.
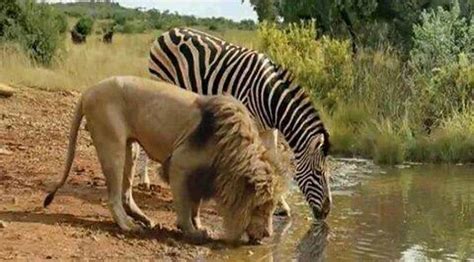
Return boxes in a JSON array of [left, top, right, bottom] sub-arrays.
[[207, 159, 474, 261]]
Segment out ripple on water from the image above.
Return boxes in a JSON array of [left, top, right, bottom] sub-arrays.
[[207, 160, 474, 261]]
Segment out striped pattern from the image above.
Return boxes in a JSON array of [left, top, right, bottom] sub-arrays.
[[149, 27, 331, 216]]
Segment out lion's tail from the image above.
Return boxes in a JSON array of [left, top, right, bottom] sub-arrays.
[[43, 97, 83, 208]]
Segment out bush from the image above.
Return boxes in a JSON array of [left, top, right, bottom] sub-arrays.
[[238, 19, 257, 30], [208, 24, 219, 31], [1, 1, 65, 65], [410, 1, 473, 124], [54, 12, 69, 34], [258, 22, 353, 109], [0, 1, 23, 37], [257, 21, 473, 164], [372, 120, 406, 165], [112, 11, 127, 26], [73, 16, 94, 36], [410, 1, 472, 74], [120, 20, 147, 34]]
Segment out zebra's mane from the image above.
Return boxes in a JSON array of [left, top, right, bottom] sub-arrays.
[[268, 61, 331, 157]]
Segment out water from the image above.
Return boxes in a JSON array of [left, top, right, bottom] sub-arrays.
[[208, 159, 474, 261]]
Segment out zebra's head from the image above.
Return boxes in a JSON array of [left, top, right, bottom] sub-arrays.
[[295, 133, 331, 220]]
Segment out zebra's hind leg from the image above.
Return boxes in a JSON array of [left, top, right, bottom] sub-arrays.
[[123, 142, 154, 228], [135, 144, 151, 190]]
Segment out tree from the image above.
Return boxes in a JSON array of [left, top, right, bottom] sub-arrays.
[[278, 0, 378, 53], [73, 16, 94, 36], [244, 0, 278, 22], [251, 0, 472, 53], [0, 0, 23, 37], [1, 0, 65, 65]]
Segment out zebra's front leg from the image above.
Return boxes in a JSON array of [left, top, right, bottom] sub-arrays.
[[132, 144, 151, 190], [260, 129, 291, 217]]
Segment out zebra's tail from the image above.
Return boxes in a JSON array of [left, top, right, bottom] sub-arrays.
[[43, 97, 84, 208]]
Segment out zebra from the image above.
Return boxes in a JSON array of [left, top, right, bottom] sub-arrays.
[[142, 27, 331, 219]]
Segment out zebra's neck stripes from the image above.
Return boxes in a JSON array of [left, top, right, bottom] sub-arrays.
[[148, 27, 331, 215]]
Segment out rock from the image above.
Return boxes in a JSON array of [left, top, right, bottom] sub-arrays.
[[0, 83, 15, 97], [0, 148, 13, 156], [0, 220, 7, 228]]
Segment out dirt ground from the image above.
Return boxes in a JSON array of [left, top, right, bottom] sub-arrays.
[[0, 86, 233, 260]]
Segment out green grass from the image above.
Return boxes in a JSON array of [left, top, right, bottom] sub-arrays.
[[1, 21, 472, 164]]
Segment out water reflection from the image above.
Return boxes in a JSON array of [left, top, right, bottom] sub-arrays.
[[210, 162, 474, 261], [296, 222, 330, 262]]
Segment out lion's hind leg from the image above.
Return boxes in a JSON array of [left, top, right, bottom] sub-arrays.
[[88, 121, 141, 232], [123, 141, 155, 228]]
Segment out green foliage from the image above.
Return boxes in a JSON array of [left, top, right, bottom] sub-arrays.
[[0, 0, 23, 37], [258, 22, 473, 164], [247, 0, 278, 22], [323, 103, 371, 156], [54, 12, 69, 34], [112, 11, 127, 26], [410, 1, 473, 73], [259, 22, 353, 109], [410, 2, 473, 123], [52, 3, 254, 33], [238, 19, 257, 30], [1, 0, 65, 65], [249, 0, 473, 52], [73, 16, 94, 36], [279, 0, 377, 27], [52, 2, 133, 19], [372, 120, 406, 165], [115, 19, 147, 34]]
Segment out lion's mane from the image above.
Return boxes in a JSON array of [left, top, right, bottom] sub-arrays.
[[198, 95, 282, 237]]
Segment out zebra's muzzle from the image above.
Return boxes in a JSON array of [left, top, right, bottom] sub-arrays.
[[312, 197, 331, 220]]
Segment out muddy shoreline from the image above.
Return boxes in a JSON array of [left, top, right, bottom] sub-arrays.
[[0, 87, 234, 260]]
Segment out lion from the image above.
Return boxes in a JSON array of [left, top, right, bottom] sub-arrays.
[[43, 76, 285, 243]]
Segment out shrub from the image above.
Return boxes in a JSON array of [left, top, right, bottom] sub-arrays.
[[73, 16, 94, 36], [410, 1, 472, 74], [372, 120, 406, 165], [258, 21, 473, 164], [427, 111, 474, 163], [326, 103, 371, 156], [0, 1, 23, 37], [1, 1, 65, 65], [258, 22, 353, 109], [208, 24, 219, 31], [54, 12, 69, 34], [410, 1, 473, 124], [112, 11, 127, 26], [238, 19, 257, 30]]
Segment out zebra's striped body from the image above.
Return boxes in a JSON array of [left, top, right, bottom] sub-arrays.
[[149, 27, 331, 219]]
